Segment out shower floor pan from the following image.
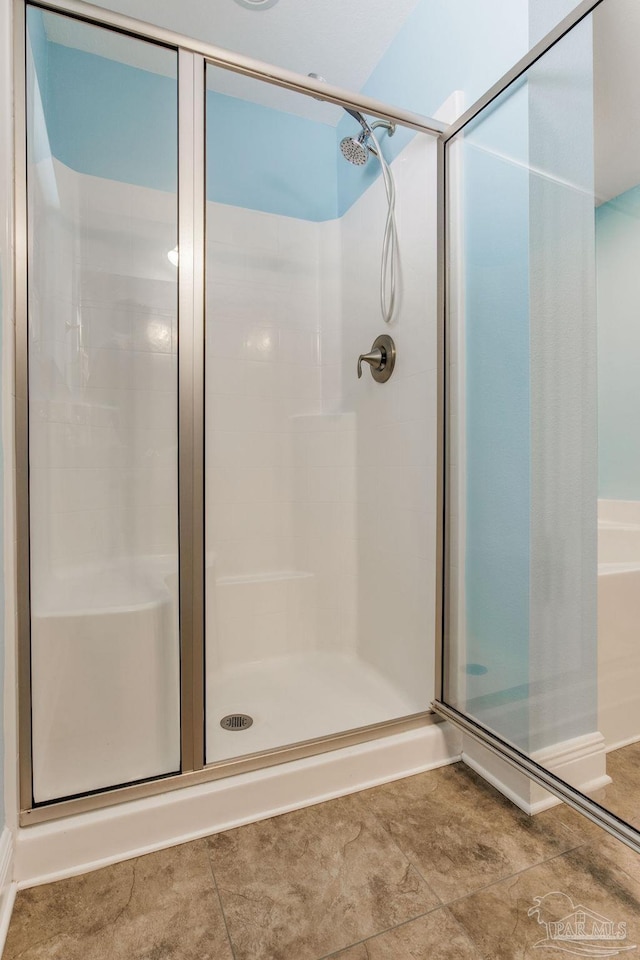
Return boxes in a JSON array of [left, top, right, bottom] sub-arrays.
[[206, 650, 422, 764]]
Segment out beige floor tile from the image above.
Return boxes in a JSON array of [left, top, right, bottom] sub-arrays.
[[587, 827, 640, 884], [207, 791, 440, 960], [360, 763, 586, 901], [536, 799, 606, 844], [4, 840, 233, 960], [597, 742, 640, 824], [328, 908, 477, 959], [450, 843, 640, 959]]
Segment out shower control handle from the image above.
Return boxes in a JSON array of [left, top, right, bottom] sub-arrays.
[[357, 334, 396, 383], [357, 348, 383, 378]]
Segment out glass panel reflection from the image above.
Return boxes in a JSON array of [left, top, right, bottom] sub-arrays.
[[26, 6, 180, 802], [445, 0, 640, 826]]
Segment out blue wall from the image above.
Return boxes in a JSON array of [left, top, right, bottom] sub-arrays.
[[597, 184, 640, 500], [46, 42, 178, 194], [29, 8, 339, 221], [337, 0, 529, 215], [31, 0, 533, 223], [206, 89, 338, 221], [459, 84, 532, 747]]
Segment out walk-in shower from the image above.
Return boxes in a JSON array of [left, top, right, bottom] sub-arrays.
[[17, 0, 445, 822], [16, 0, 640, 876]]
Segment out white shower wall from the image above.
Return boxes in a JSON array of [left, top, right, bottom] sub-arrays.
[[28, 130, 439, 789], [205, 206, 357, 674], [29, 159, 179, 580], [340, 133, 438, 708], [205, 130, 438, 712]]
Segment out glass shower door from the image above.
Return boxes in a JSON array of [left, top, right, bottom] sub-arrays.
[[25, 7, 180, 802], [443, 0, 640, 830], [203, 66, 438, 763]]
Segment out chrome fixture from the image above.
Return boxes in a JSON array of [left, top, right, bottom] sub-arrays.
[[339, 113, 396, 163], [357, 334, 396, 383], [340, 115, 398, 326], [308, 72, 399, 325], [339, 130, 369, 166]]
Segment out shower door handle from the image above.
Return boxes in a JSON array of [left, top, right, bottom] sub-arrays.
[[357, 334, 396, 383]]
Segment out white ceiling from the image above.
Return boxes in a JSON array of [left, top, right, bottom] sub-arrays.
[[45, 0, 423, 125], [594, 0, 640, 204]]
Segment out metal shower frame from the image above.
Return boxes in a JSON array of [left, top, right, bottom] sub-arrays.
[[14, 0, 640, 861], [13, 0, 445, 826]]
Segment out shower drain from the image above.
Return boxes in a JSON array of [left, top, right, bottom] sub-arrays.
[[220, 713, 254, 731]]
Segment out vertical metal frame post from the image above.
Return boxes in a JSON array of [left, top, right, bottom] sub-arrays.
[[13, 0, 33, 814], [178, 49, 206, 773], [433, 136, 446, 704]]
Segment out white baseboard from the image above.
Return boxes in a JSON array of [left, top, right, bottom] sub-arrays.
[[462, 731, 611, 815], [0, 827, 16, 955], [15, 721, 462, 889], [605, 732, 640, 754]]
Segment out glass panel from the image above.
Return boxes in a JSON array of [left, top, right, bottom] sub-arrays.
[[446, 0, 640, 826], [446, 75, 534, 751], [26, 7, 180, 802], [204, 67, 437, 763], [593, 0, 640, 823]]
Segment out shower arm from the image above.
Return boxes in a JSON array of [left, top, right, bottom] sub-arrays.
[[371, 119, 396, 136], [364, 121, 396, 157], [344, 111, 396, 143]]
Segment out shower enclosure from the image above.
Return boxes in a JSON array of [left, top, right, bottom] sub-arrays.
[[16, 0, 445, 818], [18, 0, 640, 864]]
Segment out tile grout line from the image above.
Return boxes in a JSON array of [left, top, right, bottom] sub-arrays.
[[315, 840, 593, 960], [356, 767, 599, 908], [205, 847, 238, 960], [300, 789, 446, 960], [444, 901, 494, 959], [314, 904, 443, 960], [439, 841, 589, 911]]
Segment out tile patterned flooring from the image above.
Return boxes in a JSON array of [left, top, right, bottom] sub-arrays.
[[6, 758, 640, 959]]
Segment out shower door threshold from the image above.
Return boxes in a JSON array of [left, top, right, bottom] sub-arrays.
[[20, 711, 440, 826]]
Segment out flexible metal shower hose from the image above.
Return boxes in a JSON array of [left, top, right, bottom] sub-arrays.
[[368, 128, 398, 324]]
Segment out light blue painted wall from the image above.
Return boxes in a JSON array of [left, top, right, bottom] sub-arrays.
[[206, 90, 338, 221], [43, 40, 178, 194], [32, 0, 537, 222], [30, 10, 340, 221], [459, 83, 532, 749], [526, 16, 598, 752], [597, 185, 640, 501], [337, 0, 530, 215], [27, 6, 48, 94]]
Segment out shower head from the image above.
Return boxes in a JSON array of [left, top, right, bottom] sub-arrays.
[[340, 108, 374, 165], [340, 133, 370, 166]]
